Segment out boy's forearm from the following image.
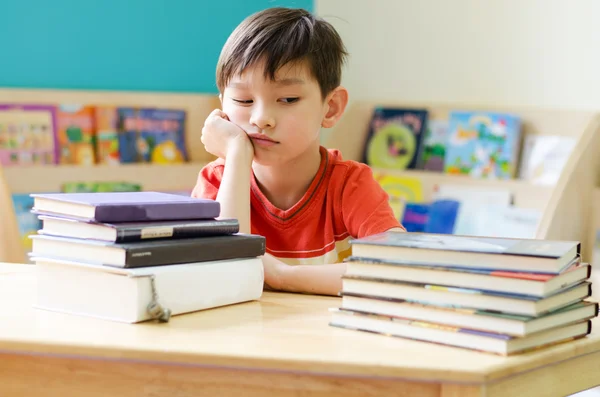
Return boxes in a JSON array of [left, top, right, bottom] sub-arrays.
[[216, 145, 253, 234], [264, 254, 346, 296]]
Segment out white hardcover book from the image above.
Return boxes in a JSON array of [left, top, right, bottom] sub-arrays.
[[33, 256, 264, 323]]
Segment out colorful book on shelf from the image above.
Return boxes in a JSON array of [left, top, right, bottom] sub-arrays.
[[61, 181, 142, 193], [443, 111, 521, 179], [349, 231, 580, 274], [339, 294, 598, 337], [344, 256, 588, 297], [38, 215, 240, 243], [94, 106, 120, 165], [56, 104, 96, 165], [329, 308, 591, 356], [362, 107, 428, 170], [34, 256, 264, 323], [372, 172, 423, 220], [420, 119, 448, 171], [117, 107, 187, 164], [30, 191, 220, 222], [11, 193, 43, 255], [518, 134, 577, 186], [30, 233, 266, 268], [0, 103, 58, 165]]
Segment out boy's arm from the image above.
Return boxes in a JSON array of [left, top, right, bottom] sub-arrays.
[[197, 109, 254, 234], [264, 227, 404, 296], [216, 145, 253, 234]]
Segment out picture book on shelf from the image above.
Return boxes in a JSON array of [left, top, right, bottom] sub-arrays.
[[117, 107, 187, 164], [0, 104, 58, 166], [94, 106, 120, 165], [372, 172, 423, 220], [11, 193, 43, 256], [518, 135, 577, 185], [443, 111, 521, 179], [56, 104, 96, 165], [362, 107, 428, 170], [420, 119, 448, 171]]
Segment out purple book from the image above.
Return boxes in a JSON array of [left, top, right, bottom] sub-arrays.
[[30, 191, 220, 223]]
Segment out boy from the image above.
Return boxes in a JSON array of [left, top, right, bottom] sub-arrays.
[[192, 7, 404, 296]]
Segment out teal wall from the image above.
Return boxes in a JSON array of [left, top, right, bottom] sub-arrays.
[[0, 0, 313, 93]]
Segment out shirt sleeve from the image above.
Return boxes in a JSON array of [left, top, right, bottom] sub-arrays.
[[191, 162, 223, 200], [341, 165, 405, 238]]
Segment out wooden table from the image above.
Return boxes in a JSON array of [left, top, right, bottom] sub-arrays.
[[1, 263, 599, 397]]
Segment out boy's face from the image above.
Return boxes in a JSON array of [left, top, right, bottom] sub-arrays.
[[221, 60, 331, 166]]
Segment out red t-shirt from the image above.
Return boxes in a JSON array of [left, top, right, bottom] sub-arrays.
[[192, 146, 403, 265]]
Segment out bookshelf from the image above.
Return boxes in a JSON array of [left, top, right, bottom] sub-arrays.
[[1, 88, 599, 262], [324, 100, 600, 261], [3, 163, 204, 194]]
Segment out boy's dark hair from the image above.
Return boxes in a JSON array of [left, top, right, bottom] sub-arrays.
[[216, 7, 348, 98]]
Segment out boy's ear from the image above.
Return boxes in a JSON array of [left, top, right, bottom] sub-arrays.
[[219, 93, 223, 105], [321, 86, 349, 128]]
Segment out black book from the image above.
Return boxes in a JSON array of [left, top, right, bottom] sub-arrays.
[[37, 215, 239, 243], [30, 233, 266, 268]]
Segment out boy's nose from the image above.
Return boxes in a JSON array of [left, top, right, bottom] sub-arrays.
[[250, 108, 275, 130]]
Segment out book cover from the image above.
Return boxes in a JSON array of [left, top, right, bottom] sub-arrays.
[[0, 103, 58, 165], [117, 107, 187, 164], [94, 106, 120, 164], [350, 231, 579, 260], [443, 111, 521, 179], [518, 135, 577, 185], [373, 172, 423, 220], [420, 119, 448, 171], [31, 233, 266, 268], [362, 108, 428, 170], [56, 104, 96, 165], [11, 193, 42, 254], [31, 191, 220, 222], [38, 215, 240, 243], [34, 256, 264, 323]]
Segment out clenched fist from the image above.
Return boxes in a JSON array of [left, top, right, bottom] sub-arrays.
[[201, 109, 254, 160]]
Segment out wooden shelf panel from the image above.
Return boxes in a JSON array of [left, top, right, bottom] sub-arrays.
[[4, 163, 205, 194], [372, 168, 553, 209]]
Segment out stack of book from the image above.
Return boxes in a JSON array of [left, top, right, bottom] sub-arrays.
[[330, 231, 598, 355], [28, 191, 266, 323]]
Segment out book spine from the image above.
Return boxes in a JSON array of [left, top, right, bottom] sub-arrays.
[[116, 221, 239, 243], [122, 236, 265, 268], [95, 202, 220, 222]]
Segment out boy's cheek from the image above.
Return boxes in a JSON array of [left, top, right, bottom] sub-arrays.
[[223, 107, 249, 128]]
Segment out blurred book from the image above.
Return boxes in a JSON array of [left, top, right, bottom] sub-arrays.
[[117, 107, 187, 164], [363, 108, 428, 170], [444, 111, 521, 179], [0, 103, 58, 165], [56, 104, 96, 165], [519, 135, 576, 186]]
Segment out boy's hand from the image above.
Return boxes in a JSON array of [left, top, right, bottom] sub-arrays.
[[201, 109, 253, 159], [262, 254, 287, 291]]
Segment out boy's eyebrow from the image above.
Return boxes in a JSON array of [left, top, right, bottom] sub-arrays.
[[228, 78, 305, 89], [228, 82, 248, 89], [274, 77, 305, 86]]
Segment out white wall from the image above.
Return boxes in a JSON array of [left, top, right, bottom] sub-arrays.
[[316, 0, 600, 110]]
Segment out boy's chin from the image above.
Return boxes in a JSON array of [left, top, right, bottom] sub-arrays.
[[251, 151, 280, 167]]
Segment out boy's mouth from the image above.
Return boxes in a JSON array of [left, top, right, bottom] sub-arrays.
[[247, 133, 279, 147]]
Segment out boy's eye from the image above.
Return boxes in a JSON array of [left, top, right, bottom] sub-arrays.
[[232, 99, 253, 104], [280, 97, 299, 104]]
